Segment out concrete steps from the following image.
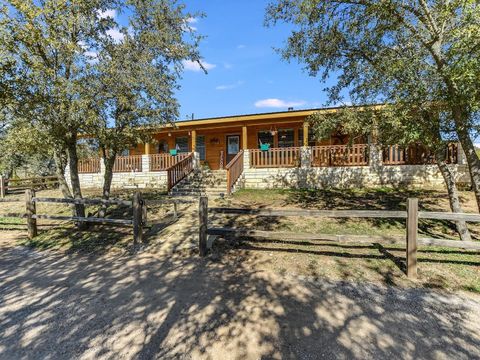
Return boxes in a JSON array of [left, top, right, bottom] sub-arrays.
[[169, 169, 228, 199]]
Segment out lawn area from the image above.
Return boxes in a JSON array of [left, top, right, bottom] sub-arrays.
[[211, 187, 480, 294], [217, 187, 480, 239], [0, 188, 173, 253]]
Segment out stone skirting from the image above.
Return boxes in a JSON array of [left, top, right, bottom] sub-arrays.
[[242, 164, 470, 189]]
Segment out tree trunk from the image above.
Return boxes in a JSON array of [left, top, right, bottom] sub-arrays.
[[99, 150, 116, 218], [53, 148, 73, 199], [451, 107, 480, 212], [66, 135, 86, 229], [435, 148, 471, 241]]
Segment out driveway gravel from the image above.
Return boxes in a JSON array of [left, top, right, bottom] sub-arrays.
[[0, 236, 479, 359]]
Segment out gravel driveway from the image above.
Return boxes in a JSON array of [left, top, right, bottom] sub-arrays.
[[0, 240, 479, 359]]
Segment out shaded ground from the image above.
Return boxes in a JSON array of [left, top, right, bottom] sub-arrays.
[[2, 187, 480, 358], [0, 242, 479, 359]]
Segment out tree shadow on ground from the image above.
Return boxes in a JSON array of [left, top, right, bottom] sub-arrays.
[[0, 244, 479, 359]]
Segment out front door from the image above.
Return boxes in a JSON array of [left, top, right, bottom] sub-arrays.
[[226, 135, 240, 164]]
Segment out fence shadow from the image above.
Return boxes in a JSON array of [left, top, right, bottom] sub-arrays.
[[0, 245, 479, 359]]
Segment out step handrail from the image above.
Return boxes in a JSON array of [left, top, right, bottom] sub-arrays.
[[167, 152, 194, 191], [225, 150, 244, 195]]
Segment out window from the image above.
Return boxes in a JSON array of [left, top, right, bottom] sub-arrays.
[[258, 131, 274, 148], [175, 136, 189, 153], [298, 128, 317, 147], [278, 129, 295, 148], [158, 140, 169, 153], [196, 136, 206, 160], [120, 149, 130, 156]]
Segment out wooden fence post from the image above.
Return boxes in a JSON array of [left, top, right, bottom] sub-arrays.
[[0, 175, 5, 199], [406, 198, 418, 279], [25, 189, 37, 239], [173, 200, 178, 221], [199, 196, 208, 257], [133, 191, 144, 246]]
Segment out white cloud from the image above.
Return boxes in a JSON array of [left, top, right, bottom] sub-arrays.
[[216, 81, 244, 91], [237, 44, 246, 49], [98, 9, 116, 19], [106, 28, 124, 43], [223, 62, 233, 69], [84, 51, 99, 63], [254, 98, 307, 108], [182, 60, 216, 72], [84, 51, 98, 59], [185, 17, 198, 31]]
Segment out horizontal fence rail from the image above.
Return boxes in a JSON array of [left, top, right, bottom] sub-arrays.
[[78, 158, 101, 174], [209, 207, 407, 218], [311, 144, 369, 167], [32, 197, 133, 206], [167, 153, 194, 191], [25, 190, 146, 245], [250, 147, 301, 168], [1, 175, 59, 197], [113, 155, 143, 173], [226, 150, 244, 195], [150, 153, 190, 171], [199, 196, 480, 279]]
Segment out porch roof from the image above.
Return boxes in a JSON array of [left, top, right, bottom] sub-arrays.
[[149, 104, 385, 133]]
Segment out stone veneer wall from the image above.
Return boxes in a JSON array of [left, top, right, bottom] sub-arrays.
[[242, 164, 470, 189]]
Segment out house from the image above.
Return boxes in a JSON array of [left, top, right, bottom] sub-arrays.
[[72, 106, 469, 194]]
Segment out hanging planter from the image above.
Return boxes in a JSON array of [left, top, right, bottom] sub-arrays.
[[260, 143, 271, 151], [169, 149, 178, 156]]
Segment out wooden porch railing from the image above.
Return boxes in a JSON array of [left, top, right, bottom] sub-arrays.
[[78, 158, 101, 174], [226, 150, 244, 195], [113, 155, 143, 173], [311, 144, 369, 167], [167, 153, 194, 191], [149, 153, 190, 171], [250, 147, 301, 168], [383, 143, 458, 165]]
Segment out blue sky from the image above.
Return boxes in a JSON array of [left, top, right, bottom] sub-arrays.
[[175, 0, 332, 120]]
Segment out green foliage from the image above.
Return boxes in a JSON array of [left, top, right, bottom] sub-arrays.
[[89, 0, 203, 156], [266, 1, 480, 142], [0, 0, 203, 198]]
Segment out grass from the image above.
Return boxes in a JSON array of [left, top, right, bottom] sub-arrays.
[[222, 187, 480, 239], [0, 188, 172, 253], [2, 186, 480, 294], [211, 187, 480, 294]]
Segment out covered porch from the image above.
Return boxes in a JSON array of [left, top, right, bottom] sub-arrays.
[[72, 108, 466, 193]]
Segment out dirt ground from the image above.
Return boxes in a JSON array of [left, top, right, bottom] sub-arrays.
[[0, 235, 479, 360], [1, 188, 480, 358]]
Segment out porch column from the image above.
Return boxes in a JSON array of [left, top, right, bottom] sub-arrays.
[[242, 126, 248, 150], [141, 155, 150, 173], [457, 142, 467, 165], [303, 121, 309, 147], [368, 133, 382, 168], [145, 142, 151, 155], [243, 149, 250, 170], [191, 130, 197, 152]]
